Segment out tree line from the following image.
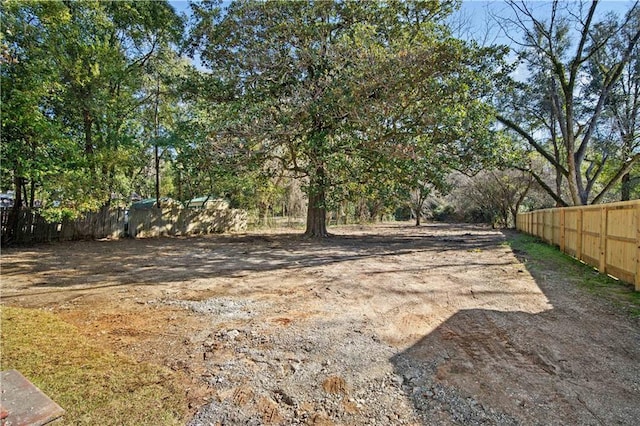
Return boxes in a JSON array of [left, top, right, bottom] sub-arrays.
[[2, 0, 639, 237]]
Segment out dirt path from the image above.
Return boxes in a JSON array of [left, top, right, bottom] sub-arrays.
[[1, 223, 638, 424]]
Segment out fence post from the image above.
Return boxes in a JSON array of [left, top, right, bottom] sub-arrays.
[[560, 208, 565, 252], [576, 209, 583, 261], [636, 203, 640, 291], [531, 212, 534, 236], [599, 206, 607, 274]]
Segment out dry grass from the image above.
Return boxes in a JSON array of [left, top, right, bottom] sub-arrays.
[[0, 306, 189, 425], [508, 233, 640, 317]]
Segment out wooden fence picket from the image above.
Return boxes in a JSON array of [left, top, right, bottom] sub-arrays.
[[517, 200, 640, 291]]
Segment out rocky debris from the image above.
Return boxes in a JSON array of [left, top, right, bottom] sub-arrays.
[[182, 297, 516, 425], [167, 297, 268, 320], [392, 356, 519, 425]]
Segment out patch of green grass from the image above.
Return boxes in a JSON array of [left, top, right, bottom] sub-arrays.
[[0, 306, 189, 425], [506, 232, 640, 317]]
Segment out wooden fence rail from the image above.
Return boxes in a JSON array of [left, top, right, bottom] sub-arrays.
[[516, 200, 640, 291]]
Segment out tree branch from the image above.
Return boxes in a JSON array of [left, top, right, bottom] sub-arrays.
[[577, 25, 640, 161], [513, 165, 568, 207], [591, 153, 640, 204], [497, 114, 569, 175], [569, 0, 598, 77]]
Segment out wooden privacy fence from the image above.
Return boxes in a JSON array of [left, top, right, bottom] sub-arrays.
[[516, 200, 640, 291], [128, 205, 247, 238], [0, 207, 126, 245], [1, 204, 248, 246]]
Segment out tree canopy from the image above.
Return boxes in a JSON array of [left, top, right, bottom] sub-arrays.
[[1, 0, 184, 219], [2, 0, 638, 238], [186, 0, 506, 235]]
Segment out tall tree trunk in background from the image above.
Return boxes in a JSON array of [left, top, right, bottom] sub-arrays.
[[305, 166, 329, 237], [155, 144, 160, 207], [29, 181, 36, 209], [621, 173, 631, 201], [499, 1, 640, 205], [21, 183, 28, 209], [83, 109, 93, 155], [5, 175, 24, 244], [154, 76, 161, 209]]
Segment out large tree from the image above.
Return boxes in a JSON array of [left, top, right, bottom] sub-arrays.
[[47, 0, 184, 205], [1, 1, 81, 242], [497, 1, 640, 205], [1, 0, 184, 218], [586, 7, 640, 201], [189, 0, 504, 236]]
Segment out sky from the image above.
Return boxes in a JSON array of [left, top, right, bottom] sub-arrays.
[[170, 1, 637, 44], [169, 0, 637, 73], [453, 0, 636, 45]]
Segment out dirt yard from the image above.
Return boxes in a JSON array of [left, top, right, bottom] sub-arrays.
[[1, 222, 639, 425]]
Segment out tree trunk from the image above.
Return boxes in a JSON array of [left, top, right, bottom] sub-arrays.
[[305, 191, 328, 237], [155, 144, 161, 209], [21, 182, 28, 209], [258, 202, 269, 225], [154, 76, 161, 209], [567, 158, 583, 205], [29, 180, 36, 209], [555, 167, 564, 207], [621, 172, 631, 201], [5, 175, 24, 245], [305, 167, 329, 238], [415, 213, 421, 226], [83, 109, 94, 155]]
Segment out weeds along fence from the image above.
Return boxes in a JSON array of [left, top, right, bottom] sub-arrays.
[[516, 200, 640, 291]]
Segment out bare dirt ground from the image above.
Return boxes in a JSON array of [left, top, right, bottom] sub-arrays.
[[1, 222, 639, 425]]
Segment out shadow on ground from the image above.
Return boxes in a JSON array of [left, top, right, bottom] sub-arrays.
[[1, 223, 501, 293], [4, 223, 639, 424], [391, 231, 640, 425]]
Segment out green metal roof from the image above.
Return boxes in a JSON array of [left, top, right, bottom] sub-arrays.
[[186, 196, 219, 208], [130, 198, 169, 210]]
